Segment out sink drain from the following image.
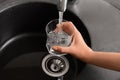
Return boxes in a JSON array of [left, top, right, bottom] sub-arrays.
[[42, 54, 69, 77]]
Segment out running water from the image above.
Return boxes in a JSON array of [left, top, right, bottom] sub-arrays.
[[59, 11, 64, 24], [57, 11, 64, 80], [58, 11, 64, 33]]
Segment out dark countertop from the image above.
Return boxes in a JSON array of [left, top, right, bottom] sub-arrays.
[[0, 0, 120, 80]]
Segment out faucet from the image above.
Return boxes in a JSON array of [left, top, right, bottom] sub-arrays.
[[57, 0, 68, 12]]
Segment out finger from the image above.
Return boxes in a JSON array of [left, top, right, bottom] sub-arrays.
[[53, 24, 62, 33], [61, 21, 75, 35], [53, 24, 60, 33], [52, 46, 70, 54]]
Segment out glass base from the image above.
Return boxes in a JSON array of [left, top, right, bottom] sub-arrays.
[[49, 48, 66, 56]]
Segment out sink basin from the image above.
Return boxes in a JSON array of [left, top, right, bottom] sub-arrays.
[[0, 2, 91, 80]]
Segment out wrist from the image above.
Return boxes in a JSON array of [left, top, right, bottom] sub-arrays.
[[83, 48, 94, 63]]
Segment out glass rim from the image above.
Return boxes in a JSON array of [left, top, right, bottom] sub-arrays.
[[45, 19, 67, 34]]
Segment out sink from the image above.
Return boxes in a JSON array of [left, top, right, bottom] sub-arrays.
[[0, 2, 91, 80]]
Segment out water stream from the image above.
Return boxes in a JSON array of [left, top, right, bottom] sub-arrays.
[[57, 11, 64, 80], [59, 11, 64, 24]]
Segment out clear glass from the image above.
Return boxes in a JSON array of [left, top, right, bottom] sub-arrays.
[[45, 19, 72, 56]]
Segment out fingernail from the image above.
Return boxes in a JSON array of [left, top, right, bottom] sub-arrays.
[[52, 46, 57, 50]]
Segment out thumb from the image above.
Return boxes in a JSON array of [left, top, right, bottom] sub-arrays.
[[52, 46, 69, 54]]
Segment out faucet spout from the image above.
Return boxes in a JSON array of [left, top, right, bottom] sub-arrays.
[[57, 0, 68, 12]]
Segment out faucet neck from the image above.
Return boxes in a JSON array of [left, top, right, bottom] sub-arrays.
[[57, 0, 68, 12]]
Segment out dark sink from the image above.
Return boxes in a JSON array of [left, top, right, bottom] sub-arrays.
[[0, 2, 91, 80]]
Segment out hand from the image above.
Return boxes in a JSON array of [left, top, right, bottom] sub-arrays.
[[53, 22, 120, 71], [52, 21, 93, 62]]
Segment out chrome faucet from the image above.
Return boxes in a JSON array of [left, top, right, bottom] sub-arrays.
[[57, 0, 68, 12]]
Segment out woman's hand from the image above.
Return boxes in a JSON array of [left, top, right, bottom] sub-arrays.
[[52, 21, 120, 71], [52, 21, 93, 62]]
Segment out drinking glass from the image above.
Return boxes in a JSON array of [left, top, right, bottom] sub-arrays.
[[45, 19, 72, 56]]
